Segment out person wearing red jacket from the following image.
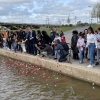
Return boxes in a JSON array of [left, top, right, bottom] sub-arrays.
[[61, 34, 66, 43]]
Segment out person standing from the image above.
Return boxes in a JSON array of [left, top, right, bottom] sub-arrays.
[[17, 28, 25, 52], [95, 27, 100, 65], [87, 27, 97, 68], [6, 32, 12, 49], [83, 29, 88, 59], [18, 28, 25, 41], [27, 26, 37, 55], [71, 30, 79, 60], [22, 28, 30, 53], [77, 33, 85, 64], [0, 31, 3, 48]]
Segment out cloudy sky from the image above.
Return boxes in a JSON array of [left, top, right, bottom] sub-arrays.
[[0, 0, 99, 24]]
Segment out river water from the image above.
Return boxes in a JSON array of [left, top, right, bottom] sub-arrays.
[[0, 56, 100, 100]]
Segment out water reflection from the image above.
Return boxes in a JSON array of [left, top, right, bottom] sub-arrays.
[[0, 56, 100, 100]]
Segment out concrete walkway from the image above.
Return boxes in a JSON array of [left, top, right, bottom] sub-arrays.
[[64, 26, 100, 70], [64, 26, 89, 43]]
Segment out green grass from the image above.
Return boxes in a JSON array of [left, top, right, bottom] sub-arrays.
[[10, 26, 77, 36], [92, 24, 100, 31], [34, 26, 77, 36]]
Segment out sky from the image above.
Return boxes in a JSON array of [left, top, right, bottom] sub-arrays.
[[0, 0, 99, 25]]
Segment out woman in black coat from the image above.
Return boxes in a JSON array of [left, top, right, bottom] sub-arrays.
[[41, 31, 52, 45]]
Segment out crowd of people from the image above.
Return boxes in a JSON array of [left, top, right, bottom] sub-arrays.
[[0, 26, 68, 62], [71, 26, 100, 68], [0, 26, 100, 68]]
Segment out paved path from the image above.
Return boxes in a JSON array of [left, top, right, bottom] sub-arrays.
[[64, 26, 100, 70], [64, 26, 89, 43]]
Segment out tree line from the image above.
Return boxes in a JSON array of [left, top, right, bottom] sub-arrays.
[[91, 2, 100, 23]]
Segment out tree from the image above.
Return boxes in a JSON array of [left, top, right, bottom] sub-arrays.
[[91, 2, 100, 23], [77, 21, 82, 26], [67, 15, 71, 25]]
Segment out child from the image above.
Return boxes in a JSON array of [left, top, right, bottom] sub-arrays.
[[61, 34, 66, 43], [77, 33, 85, 64], [21, 41, 26, 53]]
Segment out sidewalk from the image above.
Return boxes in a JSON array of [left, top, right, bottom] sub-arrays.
[[64, 26, 100, 70]]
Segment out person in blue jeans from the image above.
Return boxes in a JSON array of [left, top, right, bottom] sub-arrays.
[[54, 39, 69, 62], [77, 33, 85, 64], [86, 26, 97, 68]]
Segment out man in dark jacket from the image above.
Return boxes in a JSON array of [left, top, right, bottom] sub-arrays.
[[27, 26, 37, 55], [71, 30, 79, 60], [24, 28, 30, 53], [54, 39, 69, 62]]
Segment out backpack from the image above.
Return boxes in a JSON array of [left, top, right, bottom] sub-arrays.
[[60, 42, 69, 52]]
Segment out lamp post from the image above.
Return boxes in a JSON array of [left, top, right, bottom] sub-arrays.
[[88, 6, 91, 24], [22, 12, 23, 24], [74, 16, 77, 25], [69, 13, 74, 24], [62, 19, 65, 25], [91, 18, 93, 25], [86, 13, 88, 23], [58, 19, 61, 32], [12, 14, 14, 23], [46, 17, 49, 28]]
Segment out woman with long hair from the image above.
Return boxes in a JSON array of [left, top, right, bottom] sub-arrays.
[[41, 31, 52, 44], [87, 26, 97, 68], [84, 29, 88, 59], [6, 32, 12, 49]]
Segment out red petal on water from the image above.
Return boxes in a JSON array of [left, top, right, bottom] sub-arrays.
[[53, 81, 56, 84], [61, 80, 66, 82], [59, 70, 62, 72], [92, 95, 96, 98]]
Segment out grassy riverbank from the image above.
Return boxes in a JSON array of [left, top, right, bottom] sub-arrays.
[[34, 26, 78, 35], [92, 24, 100, 31]]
